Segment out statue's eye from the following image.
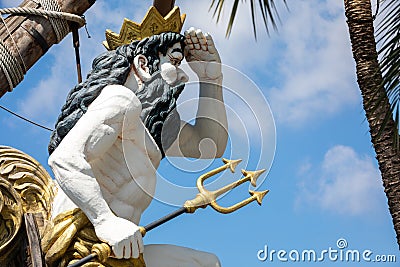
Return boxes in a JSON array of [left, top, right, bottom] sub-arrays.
[[167, 52, 182, 66], [171, 59, 181, 66]]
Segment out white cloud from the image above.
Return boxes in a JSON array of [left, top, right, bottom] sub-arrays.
[[13, 0, 358, 130], [266, 0, 359, 126], [297, 145, 386, 216], [180, 0, 360, 127]]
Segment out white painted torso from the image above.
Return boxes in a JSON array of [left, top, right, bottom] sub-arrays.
[[89, 133, 160, 224], [52, 84, 162, 225]]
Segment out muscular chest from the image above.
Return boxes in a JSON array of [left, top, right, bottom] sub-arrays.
[[121, 107, 162, 163], [88, 102, 163, 218]]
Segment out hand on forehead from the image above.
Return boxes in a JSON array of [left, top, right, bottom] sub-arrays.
[[184, 27, 217, 54]]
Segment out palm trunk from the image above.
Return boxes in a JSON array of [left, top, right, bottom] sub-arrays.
[[344, 0, 400, 247]]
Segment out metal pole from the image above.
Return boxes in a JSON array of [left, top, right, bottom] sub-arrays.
[[71, 23, 82, 83], [142, 206, 186, 233], [153, 0, 175, 16]]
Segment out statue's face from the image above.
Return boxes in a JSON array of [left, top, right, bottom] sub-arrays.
[[158, 42, 188, 86]]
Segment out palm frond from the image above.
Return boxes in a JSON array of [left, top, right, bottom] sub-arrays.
[[209, 0, 287, 38], [376, 0, 400, 146]]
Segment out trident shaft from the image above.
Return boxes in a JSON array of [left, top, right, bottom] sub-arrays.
[[69, 158, 269, 267]]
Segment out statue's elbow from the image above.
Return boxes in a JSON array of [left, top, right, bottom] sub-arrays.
[[48, 151, 66, 186], [216, 148, 225, 158], [215, 132, 228, 158], [48, 150, 62, 171]]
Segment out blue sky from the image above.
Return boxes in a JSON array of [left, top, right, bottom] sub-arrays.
[[0, 0, 399, 266]]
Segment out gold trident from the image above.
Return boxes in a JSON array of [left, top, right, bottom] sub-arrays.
[[70, 158, 269, 267], [184, 158, 269, 214]]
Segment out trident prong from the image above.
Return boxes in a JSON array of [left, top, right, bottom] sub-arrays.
[[250, 190, 269, 205], [222, 158, 242, 173], [184, 158, 269, 214], [196, 158, 242, 195], [241, 169, 266, 187]]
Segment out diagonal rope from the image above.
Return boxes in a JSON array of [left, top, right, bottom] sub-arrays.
[[0, 16, 27, 72], [0, 40, 24, 91], [0, 104, 53, 131], [36, 0, 69, 43]]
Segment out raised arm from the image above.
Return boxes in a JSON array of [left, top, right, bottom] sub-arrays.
[[48, 85, 144, 259], [166, 28, 228, 159]]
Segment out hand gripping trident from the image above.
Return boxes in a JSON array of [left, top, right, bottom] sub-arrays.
[[69, 158, 269, 267]]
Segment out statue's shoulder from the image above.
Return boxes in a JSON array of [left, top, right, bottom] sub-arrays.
[[90, 84, 142, 115]]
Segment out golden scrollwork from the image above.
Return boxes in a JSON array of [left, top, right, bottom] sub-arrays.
[[42, 208, 146, 267], [0, 176, 24, 261], [0, 145, 56, 261]]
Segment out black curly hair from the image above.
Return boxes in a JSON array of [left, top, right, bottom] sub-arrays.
[[48, 32, 185, 155]]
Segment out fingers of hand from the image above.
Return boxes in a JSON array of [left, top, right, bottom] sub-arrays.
[[137, 231, 144, 253], [185, 28, 212, 52], [196, 30, 208, 51], [113, 242, 124, 259], [184, 27, 195, 50], [185, 34, 194, 50], [130, 231, 143, 259], [122, 239, 132, 259], [189, 27, 197, 37], [191, 29, 201, 50], [205, 33, 217, 54], [114, 240, 131, 259], [110, 231, 143, 259]]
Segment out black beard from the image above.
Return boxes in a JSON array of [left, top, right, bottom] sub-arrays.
[[134, 72, 185, 157]]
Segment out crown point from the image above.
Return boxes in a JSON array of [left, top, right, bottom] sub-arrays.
[[103, 6, 186, 50]]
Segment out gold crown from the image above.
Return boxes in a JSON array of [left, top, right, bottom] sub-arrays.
[[103, 6, 186, 50]]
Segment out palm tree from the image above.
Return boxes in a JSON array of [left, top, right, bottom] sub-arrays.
[[344, 0, 400, 247], [210, 0, 400, 247]]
